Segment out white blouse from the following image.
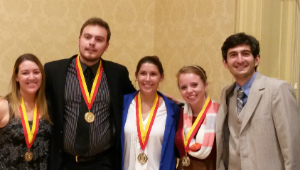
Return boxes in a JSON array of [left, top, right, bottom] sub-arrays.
[[123, 99, 167, 170]]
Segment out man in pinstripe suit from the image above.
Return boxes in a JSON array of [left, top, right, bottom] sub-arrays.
[[45, 17, 135, 170]]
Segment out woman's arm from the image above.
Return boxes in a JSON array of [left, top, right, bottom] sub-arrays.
[[0, 99, 10, 128]]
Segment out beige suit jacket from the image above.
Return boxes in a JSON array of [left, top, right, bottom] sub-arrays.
[[216, 73, 300, 170]]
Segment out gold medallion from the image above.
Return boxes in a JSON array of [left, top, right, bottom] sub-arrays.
[[137, 153, 148, 164], [84, 112, 95, 123], [24, 151, 33, 162], [181, 155, 190, 167]]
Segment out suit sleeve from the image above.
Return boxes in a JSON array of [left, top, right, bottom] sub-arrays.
[[44, 63, 53, 120], [271, 82, 300, 170], [44, 62, 57, 170], [119, 66, 136, 94]]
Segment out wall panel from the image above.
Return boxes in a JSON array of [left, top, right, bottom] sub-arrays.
[[0, 0, 236, 102]]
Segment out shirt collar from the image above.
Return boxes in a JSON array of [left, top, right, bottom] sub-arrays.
[[235, 72, 257, 97], [80, 59, 100, 75]]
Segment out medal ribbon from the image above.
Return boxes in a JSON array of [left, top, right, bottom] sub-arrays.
[[19, 97, 39, 149], [75, 55, 103, 110], [182, 96, 212, 153], [136, 92, 160, 150]]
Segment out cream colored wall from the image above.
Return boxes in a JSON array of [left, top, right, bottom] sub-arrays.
[[236, 0, 299, 101], [0, 0, 155, 96], [154, 1, 235, 101], [0, 0, 236, 102]]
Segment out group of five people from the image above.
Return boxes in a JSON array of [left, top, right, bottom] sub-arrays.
[[0, 17, 299, 170]]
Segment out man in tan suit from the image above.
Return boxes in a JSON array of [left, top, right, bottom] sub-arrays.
[[216, 33, 300, 170]]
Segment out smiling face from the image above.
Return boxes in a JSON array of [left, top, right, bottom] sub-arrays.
[[178, 73, 207, 109], [136, 63, 164, 95], [16, 60, 42, 96], [78, 25, 109, 66], [223, 44, 260, 86]]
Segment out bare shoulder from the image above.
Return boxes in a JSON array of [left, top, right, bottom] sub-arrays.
[[0, 99, 10, 128]]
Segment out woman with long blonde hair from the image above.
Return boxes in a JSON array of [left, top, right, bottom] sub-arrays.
[[0, 53, 51, 170]]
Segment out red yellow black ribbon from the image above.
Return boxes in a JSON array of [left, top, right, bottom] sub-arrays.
[[182, 96, 211, 153], [75, 55, 103, 110], [19, 97, 39, 149], [136, 92, 160, 150]]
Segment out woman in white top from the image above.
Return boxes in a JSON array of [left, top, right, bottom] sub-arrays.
[[121, 56, 180, 170]]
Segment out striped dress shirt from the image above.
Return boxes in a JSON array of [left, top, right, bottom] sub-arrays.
[[63, 58, 113, 156]]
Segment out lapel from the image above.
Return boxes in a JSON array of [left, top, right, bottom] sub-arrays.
[[216, 84, 234, 169], [55, 56, 76, 126], [121, 91, 137, 169], [121, 92, 137, 132], [240, 73, 265, 134], [101, 59, 116, 106], [218, 84, 235, 131], [123, 92, 137, 121], [159, 92, 176, 164]]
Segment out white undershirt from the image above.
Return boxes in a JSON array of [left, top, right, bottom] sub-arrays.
[[123, 99, 167, 170]]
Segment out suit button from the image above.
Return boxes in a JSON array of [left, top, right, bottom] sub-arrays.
[[59, 149, 62, 153], [60, 131, 63, 134]]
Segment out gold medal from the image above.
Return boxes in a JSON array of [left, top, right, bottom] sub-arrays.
[[24, 150, 33, 162], [75, 55, 103, 121], [84, 111, 95, 123], [181, 154, 190, 167], [181, 97, 212, 168], [137, 153, 148, 164], [19, 98, 39, 163]]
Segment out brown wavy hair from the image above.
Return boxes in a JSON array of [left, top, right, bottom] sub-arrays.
[[4, 53, 51, 122]]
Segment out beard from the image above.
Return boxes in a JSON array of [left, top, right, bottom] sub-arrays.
[[79, 51, 102, 66]]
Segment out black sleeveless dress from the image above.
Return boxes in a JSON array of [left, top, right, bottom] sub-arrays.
[[0, 118, 51, 170]]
